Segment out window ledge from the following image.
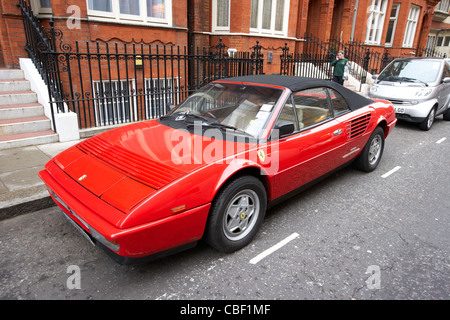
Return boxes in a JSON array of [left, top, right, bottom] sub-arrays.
[[86, 15, 183, 30]]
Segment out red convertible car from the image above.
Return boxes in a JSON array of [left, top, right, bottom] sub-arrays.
[[39, 75, 397, 264]]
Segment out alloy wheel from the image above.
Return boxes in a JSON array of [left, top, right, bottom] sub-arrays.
[[222, 189, 260, 241]]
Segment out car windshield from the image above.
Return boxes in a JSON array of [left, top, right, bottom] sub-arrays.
[[378, 60, 442, 84], [164, 82, 283, 138]]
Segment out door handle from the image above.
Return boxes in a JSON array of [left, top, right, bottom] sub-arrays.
[[333, 129, 342, 136]]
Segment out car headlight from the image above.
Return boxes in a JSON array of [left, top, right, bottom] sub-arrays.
[[371, 85, 379, 93], [414, 88, 432, 98]]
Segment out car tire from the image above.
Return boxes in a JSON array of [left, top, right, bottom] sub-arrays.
[[419, 107, 436, 131], [204, 176, 267, 253], [354, 126, 385, 173], [443, 108, 450, 121]]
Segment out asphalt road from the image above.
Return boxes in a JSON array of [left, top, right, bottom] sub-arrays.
[[1, 117, 449, 301]]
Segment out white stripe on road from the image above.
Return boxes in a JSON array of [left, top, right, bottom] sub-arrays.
[[436, 137, 447, 144], [381, 166, 401, 178], [250, 233, 299, 265]]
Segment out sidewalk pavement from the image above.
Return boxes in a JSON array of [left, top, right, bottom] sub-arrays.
[[0, 140, 80, 221]]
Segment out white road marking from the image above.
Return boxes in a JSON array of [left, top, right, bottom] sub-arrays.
[[436, 137, 447, 144], [250, 233, 299, 264], [381, 166, 401, 178]]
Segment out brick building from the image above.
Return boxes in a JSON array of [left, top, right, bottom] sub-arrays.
[[427, 0, 450, 56], [0, 0, 444, 146], [0, 0, 444, 70]]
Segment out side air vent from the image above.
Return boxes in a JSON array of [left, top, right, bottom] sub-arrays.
[[346, 113, 371, 139]]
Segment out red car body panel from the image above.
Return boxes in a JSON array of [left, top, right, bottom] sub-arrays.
[[39, 77, 397, 263]]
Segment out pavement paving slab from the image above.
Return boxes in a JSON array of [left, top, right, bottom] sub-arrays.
[[0, 140, 80, 221]]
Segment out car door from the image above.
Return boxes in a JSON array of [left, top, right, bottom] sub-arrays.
[[438, 60, 450, 112], [269, 87, 348, 200]]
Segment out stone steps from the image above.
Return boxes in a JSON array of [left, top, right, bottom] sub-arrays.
[[0, 69, 58, 150]]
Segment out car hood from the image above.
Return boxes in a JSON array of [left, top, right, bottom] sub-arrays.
[[371, 82, 435, 101], [53, 119, 254, 214]]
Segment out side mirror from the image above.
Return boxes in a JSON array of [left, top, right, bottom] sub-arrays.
[[274, 121, 295, 137], [442, 77, 450, 84]]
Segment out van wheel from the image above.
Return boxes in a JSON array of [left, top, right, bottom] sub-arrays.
[[420, 107, 436, 131], [204, 176, 266, 253]]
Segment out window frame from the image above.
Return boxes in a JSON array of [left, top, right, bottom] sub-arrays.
[[365, 0, 388, 45], [30, 0, 53, 17], [249, 0, 290, 37], [403, 4, 421, 48], [144, 77, 180, 118], [426, 35, 436, 50], [443, 61, 450, 78], [92, 79, 137, 126], [444, 36, 450, 47], [274, 95, 300, 135], [385, 3, 400, 47], [291, 87, 334, 131], [86, 0, 172, 27], [327, 88, 351, 117], [436, 0, 450, 13], [270, 86, 352, 140], [212, 0, 231, 32]]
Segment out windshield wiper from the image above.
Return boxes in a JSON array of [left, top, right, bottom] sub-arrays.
[[160, 111, 209, 122], [378, 75, 428, 86], [398, 77, 428, 86], [187, 122, 251, 136], [182, 113, 209, 122]]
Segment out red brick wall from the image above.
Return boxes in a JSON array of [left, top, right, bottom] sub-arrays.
[[0, 1, 28, 68], [352, 0, 438, 56], [0, 0, 188, 68]]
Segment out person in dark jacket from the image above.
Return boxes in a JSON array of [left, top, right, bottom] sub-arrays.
[[331, 50, 349, 85]]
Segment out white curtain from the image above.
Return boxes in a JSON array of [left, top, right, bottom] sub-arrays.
[[216, 0, 230, 27], [120, 0, 140, 15], [250, 0, 258, 28], [262, 0, 272, 29], [275, 0, 284, 31]]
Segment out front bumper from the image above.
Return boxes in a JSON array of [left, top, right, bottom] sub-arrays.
[[369, 93, 436, 123], [39, 161, 211, 264], [391, 100, 436, 123]]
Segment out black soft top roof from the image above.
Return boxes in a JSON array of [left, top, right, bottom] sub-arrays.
[[218, 75, 374, 111]]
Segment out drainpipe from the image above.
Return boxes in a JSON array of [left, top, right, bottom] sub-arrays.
[[187, 0, 194, 91], [350, 0, 359, 42]]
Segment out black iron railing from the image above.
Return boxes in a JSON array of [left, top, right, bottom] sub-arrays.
[[280, 34, 393, 85], [19, 1, 264, 129], [19, 0, 66, 129], [20, 1, 446, 129], [281, 34, 446, 88]]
